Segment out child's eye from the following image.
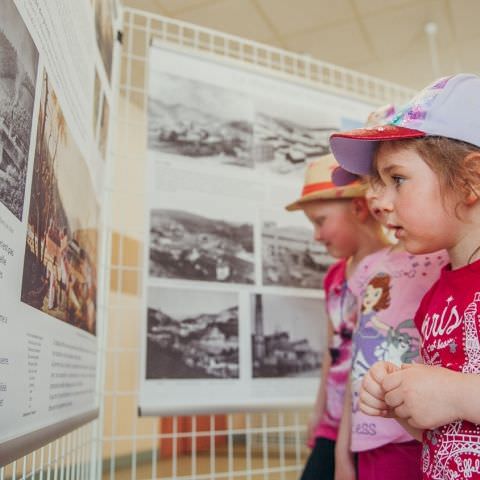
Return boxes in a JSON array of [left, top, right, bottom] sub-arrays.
[[391, 175, 405, 187]]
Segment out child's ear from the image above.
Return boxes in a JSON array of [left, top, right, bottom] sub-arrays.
[[351, 197, 369, 221]]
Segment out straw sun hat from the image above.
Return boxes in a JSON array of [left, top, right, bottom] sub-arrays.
[[285, 153, 365, 211]]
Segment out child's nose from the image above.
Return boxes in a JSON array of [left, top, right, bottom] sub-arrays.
[[313, 226, 324, 242], [375, 189, 394, 212]]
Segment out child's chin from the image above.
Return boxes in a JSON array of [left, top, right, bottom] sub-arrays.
[[403, 239, 436, 256]]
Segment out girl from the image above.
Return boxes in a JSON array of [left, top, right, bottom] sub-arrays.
[[286, 153, 388, 480], [330, 74, 480, 480], [333, 176, 447, 480]]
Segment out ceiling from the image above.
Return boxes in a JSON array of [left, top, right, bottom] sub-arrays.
[[121, 0, 480, 90]]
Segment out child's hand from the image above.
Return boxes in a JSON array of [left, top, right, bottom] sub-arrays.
[[382, 363, 460, 430], [359, 361, 399, 416]]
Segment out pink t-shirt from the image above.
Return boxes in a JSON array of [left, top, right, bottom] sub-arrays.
[[314, 259, 357, 441], [348, 247, 448, 452], [415, 259, 480, 480]]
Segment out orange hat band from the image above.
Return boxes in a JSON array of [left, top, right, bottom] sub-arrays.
[[301, 181, 336, 196]]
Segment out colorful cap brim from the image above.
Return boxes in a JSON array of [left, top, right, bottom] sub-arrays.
[[330, 125, 426, 175], [285, 182, 366, 211], [331, 166, 359, 186]]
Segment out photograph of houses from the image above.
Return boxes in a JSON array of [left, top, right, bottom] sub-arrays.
[[149, 206, 254, 284], [148, 72, 254, 169], [94, 0, 114, 81], [0, 0, 39, 220], [146, 287, 239, 379], [21, 71, 99, 335], [261, 209, 335, 289], [251, 294, 325, 378], [253, 97, 338, 178]]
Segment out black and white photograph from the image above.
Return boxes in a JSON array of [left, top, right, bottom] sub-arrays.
[[254, 97, 338, 178], [148, 71, 254, 169], [261, 208, 335, 289], [149, 203, 255, 284], [251, 294, 325, 378], [0, 0, 39, 220], [146, 287, 239, 379]]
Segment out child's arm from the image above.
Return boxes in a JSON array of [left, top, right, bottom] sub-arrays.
[[334, 381, 356, 480], [358, 360, 399, 416], [381, 363, 480, 430]]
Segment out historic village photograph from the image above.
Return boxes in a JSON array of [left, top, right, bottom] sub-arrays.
[[253, 97, 338, 178], [261, 208, 335, 289], [146, 287, 239, 379], [0, 0, 39, 220], [251, 294, 325, 378], [148, 71, 254, 169], [149, 204, 255, 284], [21, 71, 99, 335]]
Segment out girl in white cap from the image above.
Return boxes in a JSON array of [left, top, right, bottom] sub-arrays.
[[331, 74, 480, 480]]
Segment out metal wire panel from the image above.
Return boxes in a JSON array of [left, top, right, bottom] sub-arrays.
[[100, 8, 415, 480]]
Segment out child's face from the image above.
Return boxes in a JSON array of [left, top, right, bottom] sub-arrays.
[[374, 144, 461, 254], [364, 177, 387, 225], [302, 199, 359, 259], [363, 284, 382, 310]]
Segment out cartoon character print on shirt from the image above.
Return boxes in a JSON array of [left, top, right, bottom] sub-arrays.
[[351, 273, 420, 415], [373, 318, 419, 365], [421, 292, 480, 480], [351, 273, 392, 383]]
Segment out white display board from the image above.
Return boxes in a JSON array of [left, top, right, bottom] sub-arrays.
[[0, 0, 115, 465], [138, 42, 375, 415]]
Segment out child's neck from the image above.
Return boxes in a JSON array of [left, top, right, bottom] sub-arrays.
[[447, 203, 480, 269], [346, 228, 390, 278]]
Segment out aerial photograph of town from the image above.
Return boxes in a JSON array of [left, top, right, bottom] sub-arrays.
[[148, 71, 254, 170], [253, 97, 338, 177], [251, 294, 325, 378], [146, 287, 239, 379], [261, 207, 335, 289], [149, 207, 255, 284]]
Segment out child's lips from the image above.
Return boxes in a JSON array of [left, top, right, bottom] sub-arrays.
[[387, 224, 405, 239]]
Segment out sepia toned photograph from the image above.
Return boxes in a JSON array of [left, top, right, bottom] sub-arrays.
[[148, 72, 254, 169], [251, 294, 325, 378], [254, 97, 338, 178], [149, 205, 254, 284], [261, 208, 335, 289], [98, 93, 109, 159], [21, 71, 99, 335], [0, 0, 39, 220], [94, 0, 114, 81], [146, 287, 239, 379]]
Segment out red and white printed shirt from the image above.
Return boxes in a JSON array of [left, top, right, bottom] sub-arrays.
[[414, 258, 480, 480]]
